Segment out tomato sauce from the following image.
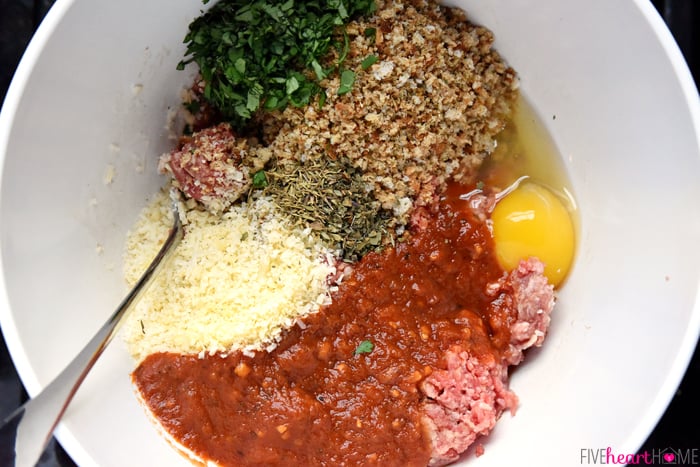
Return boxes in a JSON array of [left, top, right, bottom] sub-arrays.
[[132, 183, 518, 466]]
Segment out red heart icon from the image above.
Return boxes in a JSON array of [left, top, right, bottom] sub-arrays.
[[663, 452, 675, 463]]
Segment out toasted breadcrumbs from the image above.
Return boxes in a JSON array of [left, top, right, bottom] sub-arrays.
[[256, 0, 518, 219]]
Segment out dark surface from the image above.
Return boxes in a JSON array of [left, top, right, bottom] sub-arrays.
[[0, 0, 698, 465]]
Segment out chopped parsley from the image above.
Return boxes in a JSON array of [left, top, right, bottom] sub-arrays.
[[361, 54, 379, 70], [252, 169, 268, 188], [337, 69, 356, 95], [178, 0, 376, 128], [354, 340, 374, 355]]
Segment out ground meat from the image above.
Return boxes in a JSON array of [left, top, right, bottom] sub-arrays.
[[486, 257, 555, 366], [159, 123, 271, 213], [421, 347, 517, 467], [411, 187, 497, 231], [502, 258, 555, 364], [421, 257, 554, 465]]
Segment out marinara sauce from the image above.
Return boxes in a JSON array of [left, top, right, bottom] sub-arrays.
[[133, 183, 517, 466]]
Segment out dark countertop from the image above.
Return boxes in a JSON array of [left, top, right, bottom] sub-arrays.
[[0, 0, 698, 465]]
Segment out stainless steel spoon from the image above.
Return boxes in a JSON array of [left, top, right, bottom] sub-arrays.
[[0, 192, 184, 467]]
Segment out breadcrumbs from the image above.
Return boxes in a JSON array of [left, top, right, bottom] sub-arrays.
[[256, 0, 518, 218]]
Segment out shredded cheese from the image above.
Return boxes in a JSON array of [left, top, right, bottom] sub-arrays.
[[121, 190, 336, 363]]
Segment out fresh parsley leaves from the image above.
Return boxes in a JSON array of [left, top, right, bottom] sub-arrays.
[[252, 170, 268, 188], [361, 54, 378, 70], [354, 340, 374, 355], [178, 0, 377, 128], [337, 69, 356, 95]]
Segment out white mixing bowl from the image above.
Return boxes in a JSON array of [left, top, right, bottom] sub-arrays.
[[1, 0, 699, 466]]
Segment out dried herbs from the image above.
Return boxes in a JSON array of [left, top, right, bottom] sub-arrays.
[[261, 156, 392, 262]]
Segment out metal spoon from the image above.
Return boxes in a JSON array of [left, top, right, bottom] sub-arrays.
[[0, 191, 184, 467]]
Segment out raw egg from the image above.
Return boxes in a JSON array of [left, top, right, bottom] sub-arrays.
[[491, 181, 575, 287]]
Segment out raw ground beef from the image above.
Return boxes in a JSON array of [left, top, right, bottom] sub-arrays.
[[159, 123, 271, 213], [422, 258, 554, 466], [422, 348, 516, 466]]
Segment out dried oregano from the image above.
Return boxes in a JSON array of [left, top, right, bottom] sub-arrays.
[[260, 156, 392, 262]]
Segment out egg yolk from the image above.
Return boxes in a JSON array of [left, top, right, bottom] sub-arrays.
[[491, 182, 575, 287]]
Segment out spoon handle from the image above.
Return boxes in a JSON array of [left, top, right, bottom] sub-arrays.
[[0, 205, 183, 467]]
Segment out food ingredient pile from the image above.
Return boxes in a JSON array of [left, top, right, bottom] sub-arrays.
[[121, 0, 573, 465]]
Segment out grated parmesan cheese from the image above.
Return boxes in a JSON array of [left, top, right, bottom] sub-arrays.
[[121, 189, 336, 363]]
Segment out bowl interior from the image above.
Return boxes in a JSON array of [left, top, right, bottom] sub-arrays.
[[1, 0, 699, 465]]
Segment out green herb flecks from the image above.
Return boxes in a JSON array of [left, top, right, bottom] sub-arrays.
[[178, 0, 376, 128], [354, 340, 374, 355], [263, 157, 392, 262], [252, 170, 268, 188], [361, 54, 378, 70], [337, 70, 356, 95]]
